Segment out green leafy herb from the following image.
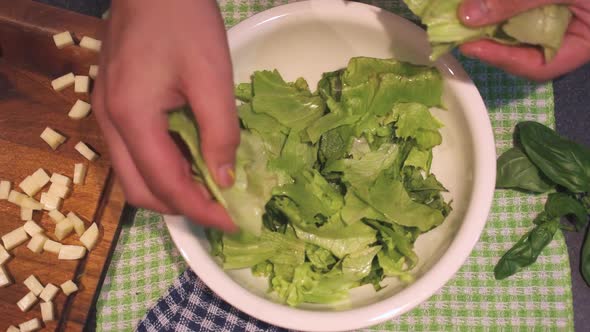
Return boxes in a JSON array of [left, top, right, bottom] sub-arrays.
[[496, 147, 554, 193]]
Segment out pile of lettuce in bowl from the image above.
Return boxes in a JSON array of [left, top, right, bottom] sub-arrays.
[[164, 1, 496, 331]]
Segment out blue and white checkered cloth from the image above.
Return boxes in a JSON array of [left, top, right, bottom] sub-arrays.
[[136, 269, 289, 332]]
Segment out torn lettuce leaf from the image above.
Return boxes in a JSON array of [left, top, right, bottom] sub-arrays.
[[403, 0, 572, 62], [174, 56, 452, 308]]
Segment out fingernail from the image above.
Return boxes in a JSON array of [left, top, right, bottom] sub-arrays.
[[461, 0, 489, 24], [217, 164, 235, 188]]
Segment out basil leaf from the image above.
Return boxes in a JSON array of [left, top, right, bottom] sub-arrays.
[[494, 218, 559, 280], [544, 192, 589, 231], [518, 121, 590, 193], [496, 147, 554, 193], [583, 226, 590, 286]]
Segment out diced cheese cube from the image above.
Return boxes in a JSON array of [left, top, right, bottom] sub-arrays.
[[74, 163, 88, 185], [88, 65, 99, 79], [0, 180, 10, 199], [0, 265, 11, 287], [20, 197, 43, 210], [8, 190, 26, 206], [40, 127, 66, 150], [54, 218, 74, 241], [43, 239, 62, 254], [51, 72, 75, 91], [24, 275, 44, 296], [19, 318, 41, 332], [18, 176, 41, 197], [41, 301, 55, 322], [40, 192, 63, 211], [50, 173, 72, 186], [68, 99, 92, 120], [80, 223, 99, 251], [23, 220, 44, 237], [17, 291, 38, 312], [39, 283, 59, 302], [58, 245, 86, 260], [6, 325, 19, 332], [2, 227, 29, 250], [74, 141, 99, 161], [74, 75, 90, 94], [48, 209, 66, 223], [68, 212, 86, 236], [31, 168, 51, 188], [53, 31, 74, 49], [0, 244, 10, 265], [27, 234, 47, 254], [20, 207, 33, 221], [60, 280, 78, 295], [48, 182, 70, 199], [79, 36, 101, 52]]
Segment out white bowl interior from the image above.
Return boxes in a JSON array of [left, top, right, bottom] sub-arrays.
[[165, 1, 495, 331]]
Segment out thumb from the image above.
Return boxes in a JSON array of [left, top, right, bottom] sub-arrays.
[[458, 0, 574, 27]]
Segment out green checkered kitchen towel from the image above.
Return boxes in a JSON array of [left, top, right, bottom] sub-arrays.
[[95, 1, 574, 331]]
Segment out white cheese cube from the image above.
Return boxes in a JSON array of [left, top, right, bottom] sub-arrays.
[[0, 180, 10, 199], [68, 212, 86, 236], [20, 207, 33, 221], [27, 234, 47, 254], [23, 220, 44, 237], [80, 223, 99, 251], [40, 192, 63, 211], [74, 163, 88, 185], [8, 190, 26, 206], [88, 65, 99, 79], [17, 291, 38, 312], [58, 245, 86, 260], [0, 265, 11, 287], [31, 168, 50, 188], [68, 99, 92, 120], [74, 75, 89, 94], [50, 173, 72, 186], [48, 209, 66, 223], [23, 275, 44, 296], [2, 227, 29, 250], [60, 280, 78, 295], [19, 318, 41, 332], [54, 218, 74, 241], [6, 325, 19, 332], [41, 301, 55, 322], [0, 244, 10, 265], [79, 36, 101, 52], [48, 182, 70, 199], [74, 141, 99, 161], [40, 127, 66, 150], [51, 72, 75, 91], [20, 197, 43, 210], [39, 283, 59, 302], [43, 239, 62, 254], [53, 31, 74, 49], [18, 176, 41, 197]]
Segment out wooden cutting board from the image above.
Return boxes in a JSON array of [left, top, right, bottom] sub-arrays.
[[0, 1, 125, 331]]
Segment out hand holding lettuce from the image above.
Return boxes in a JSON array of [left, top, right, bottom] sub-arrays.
[[168, 57, 453, 307], [405, 0, 590, 81]]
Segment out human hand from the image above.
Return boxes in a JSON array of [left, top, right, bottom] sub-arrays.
[[458, 0, 590, 81], [92, 0, 239, 232]]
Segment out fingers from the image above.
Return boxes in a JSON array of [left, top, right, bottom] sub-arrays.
[[459, 20, 590, 81], [182, 12, 241, 189], [458, 0, 575, 27], [105, 89, 237, 232], [91, 79, 172, 214]]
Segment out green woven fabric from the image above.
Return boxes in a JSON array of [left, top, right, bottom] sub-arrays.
[[95, 1, 574, 331]]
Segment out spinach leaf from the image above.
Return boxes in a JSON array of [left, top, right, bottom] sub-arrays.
[[494, 218, 559, 280], [496, 147, 554, 193], [544, 192, 589, 231], [518, 121, 590, 193], [583, 227, 590, 286]]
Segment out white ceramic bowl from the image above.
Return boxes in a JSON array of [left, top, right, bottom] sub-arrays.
[[165, 1, 496, 331]]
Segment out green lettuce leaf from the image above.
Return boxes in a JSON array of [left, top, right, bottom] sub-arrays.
[[391, 102, 443, 150]]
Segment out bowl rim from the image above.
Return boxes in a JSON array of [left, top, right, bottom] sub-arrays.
[[164, 1, 497, 331]]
